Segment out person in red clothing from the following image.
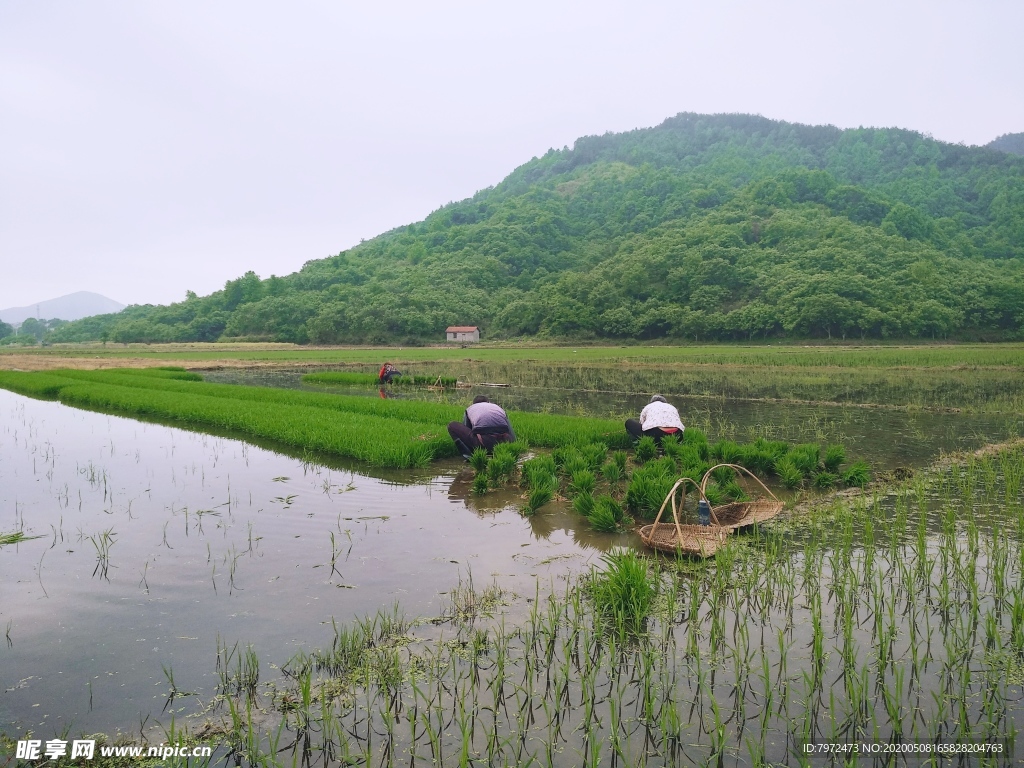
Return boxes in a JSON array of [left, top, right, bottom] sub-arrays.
[[447, 395, 516, 459], [378, 362, 402, 384]]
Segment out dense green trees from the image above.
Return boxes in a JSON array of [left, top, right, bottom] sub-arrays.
[[48, 114, 1024, 346]]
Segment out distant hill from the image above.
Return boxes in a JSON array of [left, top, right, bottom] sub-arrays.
[[987, 133, 1024, 156], [1, 291, 125, 325], [50, 113, 1024, 344]]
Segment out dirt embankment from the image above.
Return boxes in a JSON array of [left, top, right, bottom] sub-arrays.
[[0, 354, 330, 373]]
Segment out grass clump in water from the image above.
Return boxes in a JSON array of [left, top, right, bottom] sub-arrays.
[[589, 495, 625, 532], [589, 549, 655, 633], [842, 460, 871, 487], [472, 474, 489, 495], [572, 491, 595, 517], [468, 448, 489, 473]]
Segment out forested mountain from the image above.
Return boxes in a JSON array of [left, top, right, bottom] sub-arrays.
[[49, 113, 1024, 345], [987, 132, 1024, 156]]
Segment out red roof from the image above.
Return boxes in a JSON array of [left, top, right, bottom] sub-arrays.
[[446, 326, 478, 332]]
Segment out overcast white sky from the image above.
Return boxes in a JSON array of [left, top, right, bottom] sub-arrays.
[[1, 1, 1021, 310]]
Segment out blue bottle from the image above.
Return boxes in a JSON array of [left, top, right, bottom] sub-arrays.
[[698, 499, 711, 526]]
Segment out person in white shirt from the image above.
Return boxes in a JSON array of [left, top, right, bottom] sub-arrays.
[[625, 395, 684, 445]]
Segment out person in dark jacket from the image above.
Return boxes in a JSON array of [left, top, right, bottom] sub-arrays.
[[448, 395, 516, 459]]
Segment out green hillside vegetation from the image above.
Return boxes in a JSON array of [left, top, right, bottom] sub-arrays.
[[46, 113, 1024, 346], [987, 132, 1024, 156]]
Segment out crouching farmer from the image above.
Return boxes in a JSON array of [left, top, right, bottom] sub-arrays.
[[378, 362, 402, 384], [448, 396, 516, 459], [626, 394, 684, 446]]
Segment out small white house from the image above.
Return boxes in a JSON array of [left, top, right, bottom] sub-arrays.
[[446, 325, 480, 343]]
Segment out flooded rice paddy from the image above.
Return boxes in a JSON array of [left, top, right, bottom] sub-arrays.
[[0, 390, 626, 736], [3, 369, 1024, 764]]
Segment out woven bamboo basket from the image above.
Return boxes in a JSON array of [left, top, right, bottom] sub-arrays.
[[637, 477, 732, 558], [637, 522, 731, 557], [700, 464, 784, 532]]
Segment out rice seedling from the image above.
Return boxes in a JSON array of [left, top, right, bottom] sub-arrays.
[[521, 455, 557, 487], [709, 439, 742, 464], [589, 495, 625, 532], [812, 470, 839, 489], [633, 436, 658, 464], [524, 478, 556, 514], [823, 443, 846, 473], [572, 491, 595, 517], [88, 527, 117, 580], [611, 450, 628, 472], [487, 450, 517, 487], [589, 549, 655, 633], [775, 457, 804, 489], [468, 447, 489, 472], [600, 460, 622, 485], [842, 460, 871, 487], [472, 474, 489, 495], [786, 443, 821, 477], [568, 469, 596, 497]]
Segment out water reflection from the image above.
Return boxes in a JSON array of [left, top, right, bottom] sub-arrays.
[[0, 392, 595, 736]]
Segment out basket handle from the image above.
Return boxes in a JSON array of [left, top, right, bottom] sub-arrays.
[[700, 463, 780, 503], [651, 477, 709, 539]]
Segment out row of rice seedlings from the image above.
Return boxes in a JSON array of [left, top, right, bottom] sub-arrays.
[[4, 369, 630, 451], [6, 374, 453, 467]]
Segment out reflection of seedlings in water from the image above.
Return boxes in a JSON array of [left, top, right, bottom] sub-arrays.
[[216, 637, 260, 704], [440, 570, 507, 625], [89, 528, 117, 581], [325, 529, 353, 582], [139, 560, 150, 593], [226, 546, 243, 594], [244, 522, 262, 555], [5, 620, 12, 648], [161, 663, 195, 712], [160, 521, 173, 549], [36, 548, 48, 597], [194, 508, 221, 533], [273, 495, 298, 509]]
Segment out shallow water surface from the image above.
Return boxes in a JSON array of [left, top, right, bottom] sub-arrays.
[[0, 391, 625, 735], [1, 374, 1020, 741]]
